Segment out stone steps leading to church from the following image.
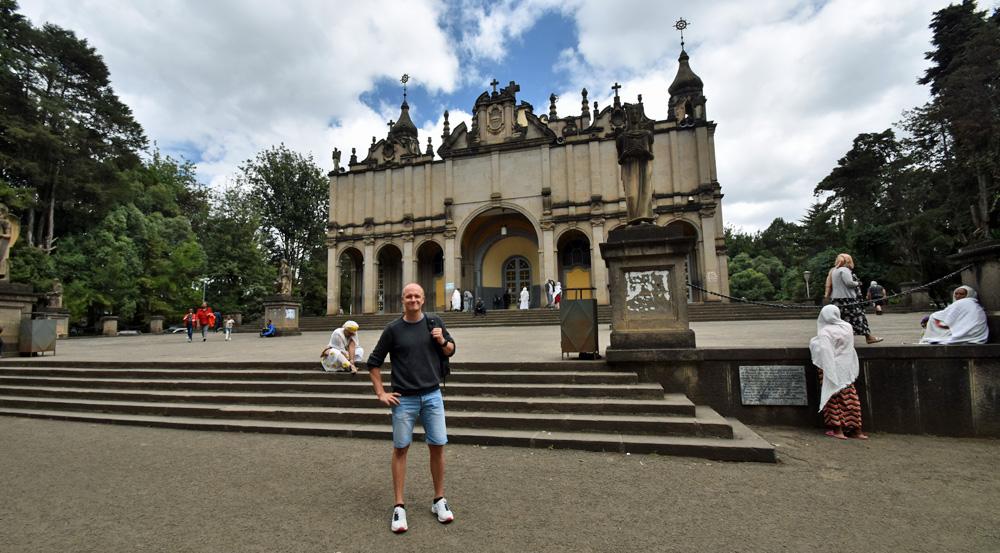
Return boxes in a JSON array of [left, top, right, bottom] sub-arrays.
[[0, 361, 775, 462]]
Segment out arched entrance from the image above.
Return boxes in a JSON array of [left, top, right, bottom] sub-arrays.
[[460, 207, 539, 309], [377, 244, 403, 313], [338, 247, 363, 315], [416, 240, 445, 311], [665, 220, 700, 303], [557, 229, 592, 300]]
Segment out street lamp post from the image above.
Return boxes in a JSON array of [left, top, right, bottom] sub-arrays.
[[201, 278, 209, 303], [803, 270, 812, 301]]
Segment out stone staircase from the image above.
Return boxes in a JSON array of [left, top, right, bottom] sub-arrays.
[[0, 361, 775, 462]]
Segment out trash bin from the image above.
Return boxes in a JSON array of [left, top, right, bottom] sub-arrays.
[[560, 288, 598, 359], [19, 316, 56, 356]]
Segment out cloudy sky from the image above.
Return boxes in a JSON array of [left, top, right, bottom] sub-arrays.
[[19, 0, 985, 231]]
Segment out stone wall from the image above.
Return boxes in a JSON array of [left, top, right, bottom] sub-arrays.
[[618, 345, 1000, 437]]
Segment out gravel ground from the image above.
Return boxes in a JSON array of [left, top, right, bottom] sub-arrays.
[[1, 417, 998, 553]]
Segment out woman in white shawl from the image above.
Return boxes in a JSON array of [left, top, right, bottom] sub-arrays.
[[553, 281, 562, 309], [810, 305, 868, 440], [518, 286, 530, 309], [920, 285, 989, 344], [451, 288, 462, 312]]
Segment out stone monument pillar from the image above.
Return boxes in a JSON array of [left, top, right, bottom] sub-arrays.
[[262, 259, 301, 336], [950, 239, 1000, 343], [36, 279, 70, 338], [100, 316, 119, 337], [149, 315, 165, 334]]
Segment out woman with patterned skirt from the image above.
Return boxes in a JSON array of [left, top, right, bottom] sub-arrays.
[[810, 305, 869, 440], [824, 253, 883, 344]]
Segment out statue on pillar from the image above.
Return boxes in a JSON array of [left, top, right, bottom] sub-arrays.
[[47, 279, 63, 308], [614, 102, 656, 225], [276, 259, 293, 296], [0, 204, 20, 282]]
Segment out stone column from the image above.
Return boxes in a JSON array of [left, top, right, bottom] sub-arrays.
[[949, 239, 1000, 343], [590, 219, 609, 304], [363, 239, 376, 313], [402, 236, 415, 286], [443, 229, 457, 303], [327, 246, 340, 315], [700, 213, 722, 302], [149, 315, 165, 334], [100, 316, 119, 337], [541, 221, 556, 285]]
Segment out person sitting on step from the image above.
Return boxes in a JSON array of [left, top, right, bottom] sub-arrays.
[[321, 320, 364, 373], [259, 319, 276, 338]]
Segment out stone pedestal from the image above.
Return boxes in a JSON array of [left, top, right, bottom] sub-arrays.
[[100, 316, 119, 337], [36, 307, 70, 338], [149, 315, 165, 334], [950, 240, 1000, 344], [262, 296, 301, 336], [0, 283, 38, 356], [900, 281, 931, 309], [599, 224, 696, 350]]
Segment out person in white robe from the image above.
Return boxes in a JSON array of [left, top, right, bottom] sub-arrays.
[[518, 286, 530, 309], [809, 305, 866, 440], [464, 289, 473, 312], [553, 281, 562, 309], [451, 288, 462, 311], [920, 285, 989, 344], [321, 320, 364, 373]]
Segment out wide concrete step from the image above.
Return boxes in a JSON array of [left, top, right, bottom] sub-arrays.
[[0, 376, 663, 399], [0, 386, 694, 416], [0, 408, 775, 462], [0, 396, 727, 437], [0, 367, 637, 385], [0, 360, 610, 372]]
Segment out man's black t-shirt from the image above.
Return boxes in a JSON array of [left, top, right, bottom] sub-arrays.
[[366, 314, 454, 395]]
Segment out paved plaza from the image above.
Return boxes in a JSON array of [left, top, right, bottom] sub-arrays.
[[40, 312, 925, 364]]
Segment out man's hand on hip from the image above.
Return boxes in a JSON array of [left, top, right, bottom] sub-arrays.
[[378, 391, 401, 407]]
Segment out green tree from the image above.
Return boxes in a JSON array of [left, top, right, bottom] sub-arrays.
[[237, 144, 328, 312], [750, 254, 785, 290], [729, 269, 775, 301]]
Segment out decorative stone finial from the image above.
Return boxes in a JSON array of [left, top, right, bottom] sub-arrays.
[[442, 110, 450, 139], [426, 136, 433, 155], [549, 93, 558, 119], [581, 88, 590, 118], [349, 147, 358, 165]]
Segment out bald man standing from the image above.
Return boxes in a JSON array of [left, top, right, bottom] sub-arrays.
[[367, 282, 456, 534]]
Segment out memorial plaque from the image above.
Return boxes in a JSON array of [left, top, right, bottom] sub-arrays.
[[624, 269, 670, 312], [285, 308, 297, 320], [739, 365, 808, 406]]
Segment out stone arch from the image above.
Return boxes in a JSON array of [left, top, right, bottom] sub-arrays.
[[375, 242, 403, 313], [556, 227, 593, 300], [459, 204, 541, 309], [664, 219, 701, 302], [415, 239, 445, 310], [337, 245, 364, 315]]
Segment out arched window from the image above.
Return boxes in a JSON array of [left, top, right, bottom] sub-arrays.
[[502, 256, 531, 296], [560, 238, 591, 268]]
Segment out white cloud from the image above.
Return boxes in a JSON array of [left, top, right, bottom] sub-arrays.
[[20, 0, 460, 187]]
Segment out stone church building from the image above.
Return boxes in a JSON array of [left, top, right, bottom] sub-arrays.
[[326, 48, 730, 314]]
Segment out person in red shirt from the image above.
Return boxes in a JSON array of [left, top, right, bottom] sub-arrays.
[[196, 302, 216, 342]]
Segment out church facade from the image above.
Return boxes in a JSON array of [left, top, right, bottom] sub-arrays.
[[326, 48, 730, 314]]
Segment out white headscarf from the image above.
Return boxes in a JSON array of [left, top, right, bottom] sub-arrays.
[[554, 281, 562, 296], [810, 305, 860, 412], [920, 285, 988, 344], [451, 289, 462, 310]]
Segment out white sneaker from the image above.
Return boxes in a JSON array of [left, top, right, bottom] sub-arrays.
[[431, 498, 454, 523], [390, 506, 407, 533]]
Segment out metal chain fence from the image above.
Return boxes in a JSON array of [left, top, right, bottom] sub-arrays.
[[687, 264, 972, 310]]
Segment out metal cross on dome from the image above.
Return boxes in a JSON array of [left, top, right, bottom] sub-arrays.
[[401, 74, 409, 101], [674, 18, 689, 48], [490, 78, 499, 93]]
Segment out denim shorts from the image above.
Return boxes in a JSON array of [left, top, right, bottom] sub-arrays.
[[391, 389, 447, 448]]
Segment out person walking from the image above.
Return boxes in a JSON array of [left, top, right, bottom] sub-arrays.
[[223, 315, 235, 341], [367, 282, 456, 534], [518, 286, 530, 309], [824, 253, 882, 344], [866, 281, 887, 315], [196, 302, 215, 342], [810, 305, 868, 440], [182, 308, 196, 343]]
